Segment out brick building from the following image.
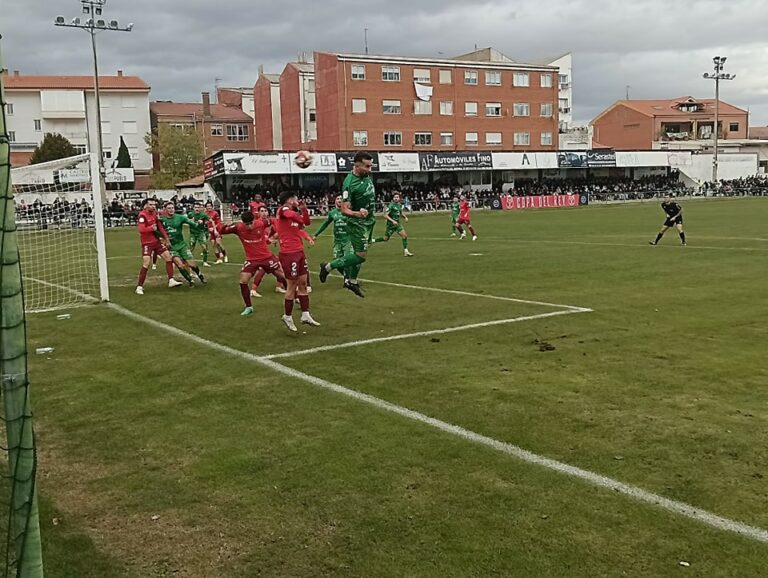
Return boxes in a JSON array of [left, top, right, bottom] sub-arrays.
[[591, 97, 749, 150], [279, 62, 316, 151], [313, 49, 559, 152], [150, 92, 255, 168], [253, 72, 282, 151]]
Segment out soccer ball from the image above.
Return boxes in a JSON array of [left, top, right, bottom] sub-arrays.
[[294, 150, 314, 169]]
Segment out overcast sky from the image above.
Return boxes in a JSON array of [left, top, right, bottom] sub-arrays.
[[4, 0, 768, 126]]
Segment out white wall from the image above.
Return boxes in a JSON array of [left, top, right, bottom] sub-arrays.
[[671, 153, 759, 183], [270, 84, 283, 150], [300, 72, 317, 143], [549, 53, 572, 131], [241, 94, 255, 119]]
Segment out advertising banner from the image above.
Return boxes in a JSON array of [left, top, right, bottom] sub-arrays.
[[204, 156, 225, 178], [290, 152, 337, 174], [586, 149, 616, 167], [615, 151, 674, 167], [335, 152, 380, 172], [492, 152, 558, 170], [223, 152, 292, 175], [104, 168, 134, 183], [557, 151, 588, 168], [493, 193, 589, 210], [419, 151, 493, 171], [378, 152, 421, 172]]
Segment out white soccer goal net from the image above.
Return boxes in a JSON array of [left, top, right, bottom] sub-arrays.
[[11, 153, 109, 312]]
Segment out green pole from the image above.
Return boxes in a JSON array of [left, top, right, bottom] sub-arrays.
[[0, 36, 45, 578]]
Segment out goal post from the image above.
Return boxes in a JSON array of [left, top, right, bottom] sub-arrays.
[[11, 153, 110, 312]]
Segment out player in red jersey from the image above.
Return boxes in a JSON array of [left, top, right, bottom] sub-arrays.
[[274, 191, 319, 332], [456, 195, 477, 241], [248, 194, 266, 216], [220, 211, 287, 317], [135, 198, 182, 295], [250, 207, 287, 298], [204, 201, 228, 263]]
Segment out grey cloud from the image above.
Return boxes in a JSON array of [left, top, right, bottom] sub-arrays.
[[3, 0, 767, 124]]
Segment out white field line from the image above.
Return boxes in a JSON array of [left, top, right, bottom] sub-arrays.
[[23, 277, 99, 313], [100, 301, 768, 544], [417, 237, 768, 253], [220, 263, 591, 312], [263, 310, 585, 360]]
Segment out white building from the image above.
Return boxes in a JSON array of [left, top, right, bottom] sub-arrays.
[[4, 70, 152, 173]]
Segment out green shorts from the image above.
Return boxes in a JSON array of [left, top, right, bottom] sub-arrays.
[[189, 231, 208, 245], [348, 222, 375, 254], [171, 243, 194, 261], [385, 222, 404, 237], [333, 238, 354, 260]]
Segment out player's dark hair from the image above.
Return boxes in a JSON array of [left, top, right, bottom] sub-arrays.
[[141, 198, 152, 208], [354, 151, 373, 164], [164, 201, 174, 208], [278, 190, 295, 205], [241, 211, 254, 224]]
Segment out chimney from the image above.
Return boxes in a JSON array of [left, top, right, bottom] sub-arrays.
[[258, 64, 264, 76], [13, 70, 20, 76], [117, 70, 123, 77], [202, 91, 211, 117]]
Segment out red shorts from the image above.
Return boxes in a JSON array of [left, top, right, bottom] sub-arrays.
[[142, 239, 168, 257], [279, 251, 308, 280], [241, 257, 280, 275], [457, 217, 471, 226]]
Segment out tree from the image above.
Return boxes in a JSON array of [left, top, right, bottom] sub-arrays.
[[29, 132, 78, 164], [116, 136, 132, 168], [144, 124, 203, 189]]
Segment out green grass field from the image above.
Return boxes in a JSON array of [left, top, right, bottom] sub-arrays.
[[25, 198, 768, 577]]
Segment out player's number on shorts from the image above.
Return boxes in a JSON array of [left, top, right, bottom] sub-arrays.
[[291, 262, 298, 275]]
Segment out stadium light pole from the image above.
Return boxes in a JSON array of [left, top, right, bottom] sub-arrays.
[[54, 1, 133, 176], [703, 56, 735, 185]]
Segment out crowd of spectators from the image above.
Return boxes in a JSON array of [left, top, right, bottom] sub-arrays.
[[702, 176, 768, 196]]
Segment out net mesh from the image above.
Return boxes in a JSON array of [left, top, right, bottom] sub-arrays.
[[11, 155, 103, 312]]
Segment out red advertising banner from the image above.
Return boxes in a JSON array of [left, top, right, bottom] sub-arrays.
[[493, 194, 589, 210]]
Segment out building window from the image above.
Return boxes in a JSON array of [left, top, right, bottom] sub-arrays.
[[541, 132, 553, 146], [353, 130, 368, 146], [559, 98, 570, 113], [464, 70, 478, 85], [102, 149, 112, 160], [74, 144, 87, 155], [383, 131, 402, 146], [541, 73, 553, 88], [465, 132, 478, 146], [352, 98, 367, 114], [439, 69, 452, 84], [34, 119, 42, 131], [101, 121, 111, 134], [414, 132, 432, 146], [513, 72, 530, 87], [382, 66, 401, 81], [486, 132, 503, 145], [210, 123, 223, 136], [465, 102, 478, 116], [7, 131, 15, 142], [309, 109, 316, 122], [440, 132, 453, 146], [485, 102, 502, 117], [351, 64, 366, 80], [383, 100, 401, 114], [559, 74, 569, 87], [540, 103, 553, 117], [122, 120, 137, 134], [5, 103, 13, 115], [514, 132, 531, 145], [306, 78, 315, 92], [440, 101, 453, 115], [513, 103, 530, 116], [413, 68, 431, 83], [128, 147, 139, 160], [121, 96, 136, 108], [170, 123, 193, 132], [226, 124, 249, 141], [729, 122, 739, 132], [485, 71, 502, 86], [414, 100, 432, 115]]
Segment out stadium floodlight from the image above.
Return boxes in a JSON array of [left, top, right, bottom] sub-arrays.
[[52, 0, 133, 181], [702, 55, 735, 185]]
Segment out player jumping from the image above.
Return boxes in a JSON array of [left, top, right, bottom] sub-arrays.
[[159, 202, 206, 287], [319, 151, 375, 298], [275, 192, 319, 332], [220, 211, 287, 317], [456, 195, 477, 241], [314, 195, 353, 284], [135, 198, 181, 295], [650, 195, 687, 246], [372, 193, 413, 257]]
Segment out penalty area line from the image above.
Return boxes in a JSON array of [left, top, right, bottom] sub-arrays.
[[262, 309, 586, 360], [104, 301, 768, 545]]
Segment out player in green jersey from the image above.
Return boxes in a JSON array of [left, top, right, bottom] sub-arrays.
[[319, 152, 375, 298], [159, 202, 206, 287], [187, 202, 211, 266], [450, 196, 461, 237], [314, 195, 353, 283], [372, 192, 413, 257]]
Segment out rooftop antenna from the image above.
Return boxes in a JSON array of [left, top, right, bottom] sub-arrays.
[[625, 85, 630, 100], [364, 27, 369, 54]]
